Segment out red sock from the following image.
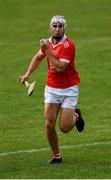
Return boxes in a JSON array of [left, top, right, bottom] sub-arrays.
[[53, 151, 61, 159]]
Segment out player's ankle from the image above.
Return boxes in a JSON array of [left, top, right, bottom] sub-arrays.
[[53, 151, 61, 159]]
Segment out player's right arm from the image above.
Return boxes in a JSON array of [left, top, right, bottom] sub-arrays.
[[20, 50, 45, 83]]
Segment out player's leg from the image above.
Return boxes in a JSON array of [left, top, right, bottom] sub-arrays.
[[59, 108, 77, 133], [44, 103, 62, 163], [59, 94, 84, 133], [44, 103, 60, 151], [59, 107, 85, 133]]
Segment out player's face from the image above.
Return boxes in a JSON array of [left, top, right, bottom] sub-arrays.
[[51, 22, 65, 40]]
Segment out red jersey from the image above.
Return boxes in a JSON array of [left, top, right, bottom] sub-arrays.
[[41, 35, 80, 88]]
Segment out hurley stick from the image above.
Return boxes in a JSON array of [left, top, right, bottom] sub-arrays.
[[19, 76, 36, 96]]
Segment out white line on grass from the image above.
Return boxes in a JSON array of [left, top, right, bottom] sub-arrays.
[[0, 141, 111, 157]]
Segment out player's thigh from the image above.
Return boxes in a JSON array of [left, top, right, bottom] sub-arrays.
[[59, 108, 75, 131], [44, 103, 60, 126]]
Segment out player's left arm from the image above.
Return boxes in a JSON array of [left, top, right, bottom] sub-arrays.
[[40, 39, 70, 72]]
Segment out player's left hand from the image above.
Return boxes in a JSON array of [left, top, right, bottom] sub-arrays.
[[40, 39, 50, 50]]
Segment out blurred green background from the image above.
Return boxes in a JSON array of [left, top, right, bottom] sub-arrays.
[[0, 0, 111, 178]]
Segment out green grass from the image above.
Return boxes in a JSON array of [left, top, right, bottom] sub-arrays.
[[0, 0, 111, 178]]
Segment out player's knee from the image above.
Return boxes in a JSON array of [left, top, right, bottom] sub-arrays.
[[60, 125, 70, 133], [45, 120, 55, 132]]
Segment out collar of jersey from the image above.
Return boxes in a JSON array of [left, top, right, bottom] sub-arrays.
[[49, 34, 67, 48]]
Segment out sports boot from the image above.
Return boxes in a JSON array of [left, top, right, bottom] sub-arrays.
[[48, 157, 62, 164], [75, 108, 85, 132]]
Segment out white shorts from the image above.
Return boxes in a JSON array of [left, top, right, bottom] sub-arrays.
[[44, 85, 79, 109]]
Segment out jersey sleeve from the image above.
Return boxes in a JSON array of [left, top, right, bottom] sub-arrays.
[[59, 42, 75, 61]]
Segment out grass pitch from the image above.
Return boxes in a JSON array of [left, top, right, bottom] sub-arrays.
[[0, 0, 111, 178]]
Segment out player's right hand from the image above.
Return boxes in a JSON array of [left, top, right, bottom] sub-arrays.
[[19, 74, 29, 83], [40, 39, 50, 50]]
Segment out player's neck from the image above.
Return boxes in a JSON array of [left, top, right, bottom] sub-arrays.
[[53, 39, 60, 45], [52, 36, 63, 45]]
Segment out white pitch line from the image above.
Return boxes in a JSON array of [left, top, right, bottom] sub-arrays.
[[0, 141, 111, 157]]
